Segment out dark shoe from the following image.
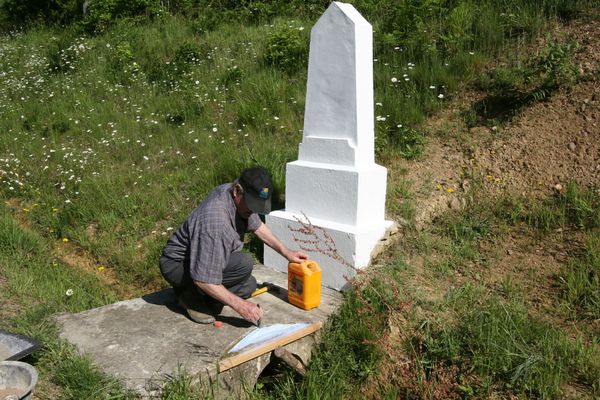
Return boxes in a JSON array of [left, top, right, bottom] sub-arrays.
[[177, 290, 215, 324]]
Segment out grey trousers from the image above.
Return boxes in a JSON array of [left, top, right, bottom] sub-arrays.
[[159, 251, 257, 311]]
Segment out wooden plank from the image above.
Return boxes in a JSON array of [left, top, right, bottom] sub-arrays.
[[218, 321, 323, 372]]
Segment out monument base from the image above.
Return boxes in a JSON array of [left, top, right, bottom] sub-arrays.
[[264, 211, 394, 290]]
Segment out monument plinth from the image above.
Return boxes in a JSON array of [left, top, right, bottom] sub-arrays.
[[264, 2, 394, 290]]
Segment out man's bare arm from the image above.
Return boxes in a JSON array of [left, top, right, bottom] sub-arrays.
[[254, 223, 308, 263]]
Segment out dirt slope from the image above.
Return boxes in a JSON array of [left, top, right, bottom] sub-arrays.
[[394, 16, 600, 229]]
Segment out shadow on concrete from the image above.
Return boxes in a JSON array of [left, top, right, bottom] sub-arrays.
[[141, 288, 255, 327], [141, 288, 182, 316], [257, 283, 288, 302], [215, 315, 254, 328]]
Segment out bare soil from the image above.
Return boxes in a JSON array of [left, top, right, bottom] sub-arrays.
[[395, 16, 600, 230]]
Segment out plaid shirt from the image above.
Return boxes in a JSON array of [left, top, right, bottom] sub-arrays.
[[161, 183, 262, 284]]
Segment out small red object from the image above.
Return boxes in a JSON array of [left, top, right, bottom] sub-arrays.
[[214, 321, 223, 328]]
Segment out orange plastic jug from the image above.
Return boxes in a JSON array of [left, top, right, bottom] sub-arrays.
[[288, 260, 321, 310]]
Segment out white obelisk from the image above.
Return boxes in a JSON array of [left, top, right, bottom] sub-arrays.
[[264, 2, 393, 290]]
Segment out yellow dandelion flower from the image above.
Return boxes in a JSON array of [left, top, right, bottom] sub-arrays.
[[447, 187, 455, 193], [62, 238, 69, 243], [98, 266, 105, 271]]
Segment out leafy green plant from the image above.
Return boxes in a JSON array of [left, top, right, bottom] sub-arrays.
[[264, 25, 307, 74], [440, 2, 475, 56], [46, 35, 79, 74], [526, 38, 579, 101], [377, 123, 426, 159], [81, 0, 165, 33]]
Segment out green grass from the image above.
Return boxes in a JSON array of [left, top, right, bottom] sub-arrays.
[[1, 0, 599, 398], [0, 205, 136, 399], [377, 183, 600, 398], [495, 181, 600, 233], [252, 265, 408, 400], [427, 290, 599, 398], [559, 233, 600, 319]]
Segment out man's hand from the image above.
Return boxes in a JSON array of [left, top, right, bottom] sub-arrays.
[[195, 281, 264, 325], [284, 249, 309, 264], [238, 300, 263, 325]]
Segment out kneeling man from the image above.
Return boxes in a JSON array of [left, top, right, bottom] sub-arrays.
[[159, 167, 307, 324]]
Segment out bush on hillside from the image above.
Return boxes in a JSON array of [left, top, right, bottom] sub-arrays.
[[0, 0, 82, 29], [264, 25, 308, 74], [80, 0, 164, 33], [0, 0, 165, 32]]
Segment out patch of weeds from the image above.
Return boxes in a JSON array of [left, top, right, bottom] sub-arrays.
[[46, 34, 79, 74], [558, 233, 600, 319], [466, 38, 580, 127], [526, 199, 567, 232], [145, 41, 200, 90], [498, 275, 525, 301], [190, 8, 231, 34], [387, 178, 415, 223], [492, 182, 599, 234], [525, 182, 599, 232], [220, 65, 242, 87], [41, 115, 71, 137], [107, 40, 141, 84], [491, 195, 530, 226], [529, 38, 579, 89], [255, 268, 408, 399], [263, 25, 307, 74], [52, 348, 136, 399], [165, 112, 186, 125], [445, 212, 491, 245], [377, 123, 426, 160], [563, 182, 600, 229], [434, 206, 492, 269], [0, 209, 45, 258], [81, 0, 165, 34], [421, 292, 600, 398], [174, 41, 201, 65], [394, 126, 426, 160], [160, 367, 206, 399]]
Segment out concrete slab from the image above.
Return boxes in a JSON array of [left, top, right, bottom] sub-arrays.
[[54, 264, 342, 397]]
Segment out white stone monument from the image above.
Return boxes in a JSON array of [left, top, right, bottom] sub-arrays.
[[264, 2, 394, 290]]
